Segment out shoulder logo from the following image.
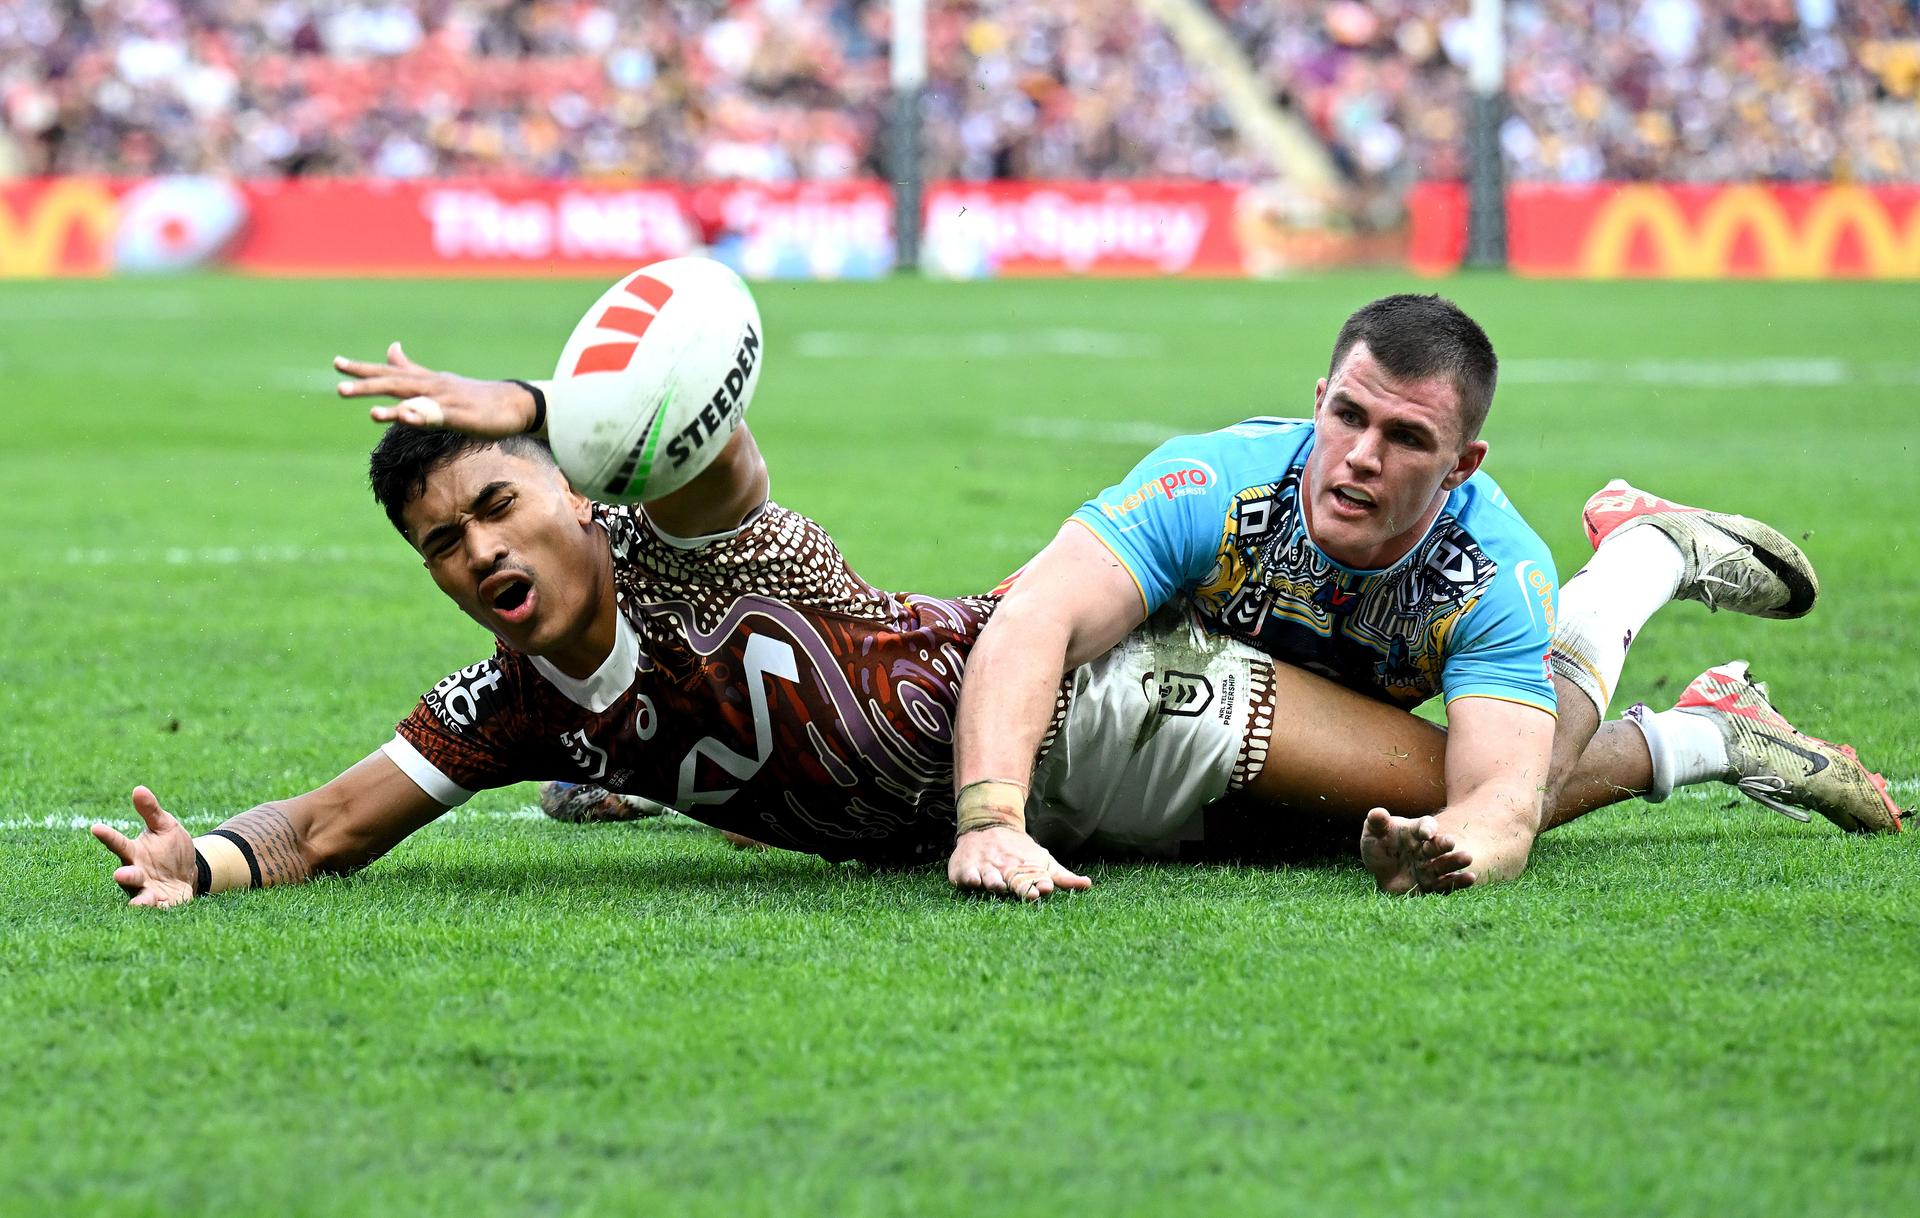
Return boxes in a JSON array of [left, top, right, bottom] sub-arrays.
[[427, 661, 505, 728], [1095, 458, 1218, 526], [1514, 559, 1556, 631]]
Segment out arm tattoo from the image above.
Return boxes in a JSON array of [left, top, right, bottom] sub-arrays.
[[214, 803, 311, 888]]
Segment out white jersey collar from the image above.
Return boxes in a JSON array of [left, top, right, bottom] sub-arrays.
[[529, 612, 639, 713]]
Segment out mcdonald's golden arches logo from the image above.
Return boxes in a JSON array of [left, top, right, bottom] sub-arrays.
[[1580, 185, 1920, 279], [0, 180, 119, 277]]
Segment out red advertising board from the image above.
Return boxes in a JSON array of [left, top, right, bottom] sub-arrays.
[[2, 177, 1260, 279], [22, 176, 1915, 281], [1411, 181, 1920, 279], [921, 181, 1245, 277], [233, 179, 698, 275]]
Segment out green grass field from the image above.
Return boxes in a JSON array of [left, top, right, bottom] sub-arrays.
[[2, 273, 1916, 1216]]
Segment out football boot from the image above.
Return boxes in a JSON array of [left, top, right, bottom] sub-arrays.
[[538, 781, 673, 823], [1670, 661, 1901, 834], [1582, 479, 1818, 619]]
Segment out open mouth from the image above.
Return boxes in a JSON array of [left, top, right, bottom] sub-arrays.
[[1332, 486, 1376, 512], [494, 580, 531, 612], [479, 571, 538, 625]]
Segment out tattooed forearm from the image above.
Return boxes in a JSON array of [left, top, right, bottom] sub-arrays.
[[213, 803, 311, 888]]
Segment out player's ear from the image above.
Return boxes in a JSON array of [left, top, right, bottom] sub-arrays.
[[1442, 439, 1489, 491], [1313, 377, 1329, 414], [561, 474, 594, 526]]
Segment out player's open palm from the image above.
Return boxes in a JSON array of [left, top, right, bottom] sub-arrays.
[[91, 787, 197, 909], [948, 825, 1092, 902], [334, 342, 537, 436]]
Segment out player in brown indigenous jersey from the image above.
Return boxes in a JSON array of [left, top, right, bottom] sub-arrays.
[[89, 343, 1898, 911], [392, 489, 1001, 867]]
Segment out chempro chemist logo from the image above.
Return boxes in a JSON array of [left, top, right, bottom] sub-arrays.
[[1096, 461, 1216, 524], [1579, 185, 1920, 279]]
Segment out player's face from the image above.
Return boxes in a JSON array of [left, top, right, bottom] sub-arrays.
[[401, 448, 607, 661], [1305, 343, 1488, 569]]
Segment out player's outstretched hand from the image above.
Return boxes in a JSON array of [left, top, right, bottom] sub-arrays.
[[90, 787, 197, 909], [1360, 808, 1477, 895], [335, 342, 539, 436], [947, 825, 1091, 902]]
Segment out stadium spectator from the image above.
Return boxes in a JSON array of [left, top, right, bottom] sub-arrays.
[[918, 0, 1267, 181], [2, 0, 1914, 190], [0, 0, 1262, 183], [1214, 0, 1920, 195]]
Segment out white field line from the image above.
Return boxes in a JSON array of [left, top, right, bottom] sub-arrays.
[[0, 291, 203, 323], [56, 544, 391, 566], [791, 328, 1161, 360], [993, 417, 1177, 445], [1501, 358, 1920, 387], [11, 783, 1916, 834], [5, 805, 554, 833]]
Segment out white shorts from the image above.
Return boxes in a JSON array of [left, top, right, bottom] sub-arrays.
[[1027, 609, 1277, 857]]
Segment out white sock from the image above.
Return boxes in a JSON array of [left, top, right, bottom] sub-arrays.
[[1624, 704, 1731, 802], [1551, 525, 1687, 716]]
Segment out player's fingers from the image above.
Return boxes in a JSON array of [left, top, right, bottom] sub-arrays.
[[337, 374, 426, 400], [976, 864, 1009, 893], [1420, 849, 1474, 877], [1362, 807, 1392, 838], [392, 396, 447, 428], [1048, 861, 1092, 891], [91, 823, 136, 865], [130, 786, 177, 834], [1418, 833, 1457, 859], [128, 888, 159, 908], [332, 355, 396, 379], [387, 341, 425, 371], [1005, 863, 1049, 901], [113, 864, 147, 893], [1424, 869, 1478, 894]]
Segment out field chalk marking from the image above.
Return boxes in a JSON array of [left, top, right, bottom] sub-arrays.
[[10, 784, 1914, 834], [57, 544, 390, 567], [792, 329, 1159, 360], [1502, 358, 1920, 388], [992, 417, 1175, 445]]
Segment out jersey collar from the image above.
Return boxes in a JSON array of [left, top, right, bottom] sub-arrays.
[[529, 612, 639, 713]]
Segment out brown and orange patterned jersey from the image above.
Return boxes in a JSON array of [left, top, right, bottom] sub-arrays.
[[382, 502, 1004, 864]]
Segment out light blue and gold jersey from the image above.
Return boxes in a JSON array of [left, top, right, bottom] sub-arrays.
[[1071, 418, 1559, 714]]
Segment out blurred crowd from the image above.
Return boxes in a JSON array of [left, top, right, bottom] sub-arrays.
[[920, 1, 1265, 181], [0, 0, 1260, 182], [1216, 0, 1920, 199], [1, 0, 1916, 189]]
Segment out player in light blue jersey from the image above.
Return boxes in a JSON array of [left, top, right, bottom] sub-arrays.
[[949, 294, 1898, 899], [1072, 417, 1557, 717]]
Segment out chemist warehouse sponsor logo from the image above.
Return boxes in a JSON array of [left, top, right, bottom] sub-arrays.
[[1097, 461, 1216, 525], [1514, 560, 1555, 632]]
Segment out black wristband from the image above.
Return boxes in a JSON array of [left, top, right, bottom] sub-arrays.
[[193, 847, 211, 897], [509, 379, 547, 434], [208, 828, 262, 889]]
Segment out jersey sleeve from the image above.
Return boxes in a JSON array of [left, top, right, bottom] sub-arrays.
[[1440, 541, 1560, 715], [1069, 435, 1239, 614], [385, 656, 541, 805]]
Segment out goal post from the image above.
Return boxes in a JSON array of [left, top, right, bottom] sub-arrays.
[[889, 0, 927, 272], [1464, 0, 1508, 269]]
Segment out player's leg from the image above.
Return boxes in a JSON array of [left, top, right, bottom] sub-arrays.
[[1543, 479, 1817, 816], [1544, 480, 1898, 832]]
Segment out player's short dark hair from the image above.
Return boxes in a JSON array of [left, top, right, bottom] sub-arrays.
[[368, 426, 557, 539], [1327, 294, 1499, 444]]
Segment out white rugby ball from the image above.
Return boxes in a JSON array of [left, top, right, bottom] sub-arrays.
[[540, 257, 763, 503]]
